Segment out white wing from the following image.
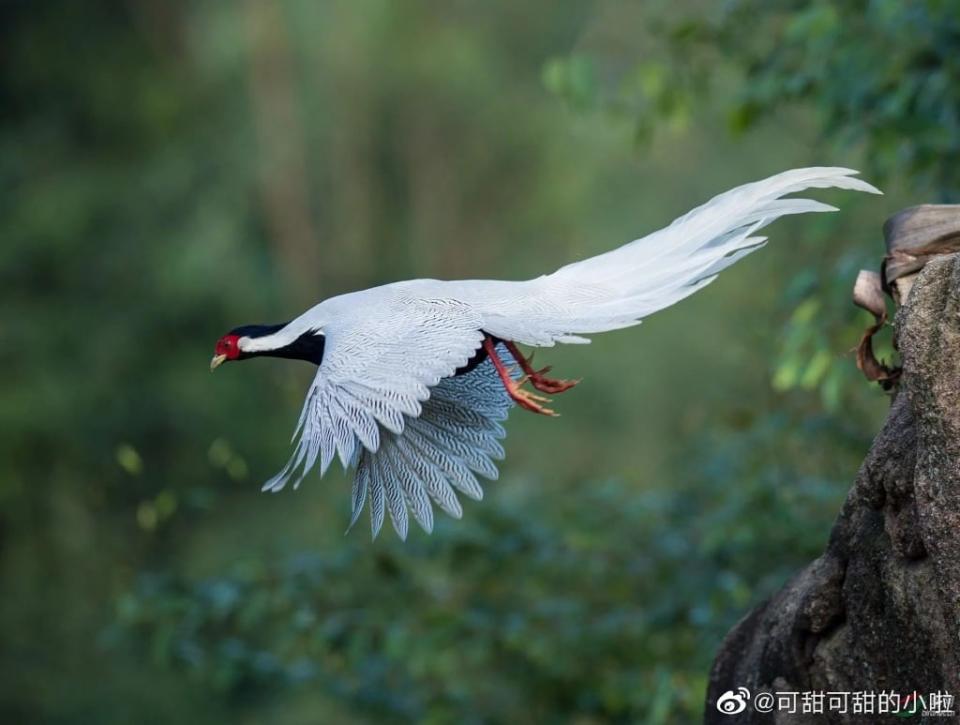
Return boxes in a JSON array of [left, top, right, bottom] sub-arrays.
[[262, 294, 485, 494]]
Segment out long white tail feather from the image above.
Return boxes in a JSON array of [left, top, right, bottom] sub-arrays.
[[533, 167, 880, 341]]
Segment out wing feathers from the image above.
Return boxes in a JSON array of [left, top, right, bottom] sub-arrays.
[[346, 459, 369, 532], [266, 297, 484, 494], [393, 437, 464, 519], [378, 451, 409, 541], [351, 351, 513, 538], [366, 457, 386, 539]]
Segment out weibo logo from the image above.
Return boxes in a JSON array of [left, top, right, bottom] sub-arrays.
[[716, 687, 751, 715]]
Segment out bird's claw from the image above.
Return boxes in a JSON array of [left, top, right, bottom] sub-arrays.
[[527, 370, 581, 394], [490, 339, 575, 416], [507, 379, 558, 416]]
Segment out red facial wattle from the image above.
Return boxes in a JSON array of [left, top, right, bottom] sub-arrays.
[[211, 334, 241, 371], [215, 334, 241, 360]]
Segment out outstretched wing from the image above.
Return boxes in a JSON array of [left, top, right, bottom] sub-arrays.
[[351, 348, 515, 540], [263, 294, 486, 494]]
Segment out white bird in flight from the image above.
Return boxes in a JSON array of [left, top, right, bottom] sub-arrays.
[[211, 167, 880, 539]]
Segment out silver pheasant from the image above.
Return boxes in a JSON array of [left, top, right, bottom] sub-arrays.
[[211, 167, 880, 539]]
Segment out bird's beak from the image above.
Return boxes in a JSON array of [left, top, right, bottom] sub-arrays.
[[210, 354, 227, 372]]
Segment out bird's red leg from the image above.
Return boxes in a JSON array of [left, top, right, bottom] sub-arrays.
[[503, 341, 580, 394], [482, 337, 558, 417]]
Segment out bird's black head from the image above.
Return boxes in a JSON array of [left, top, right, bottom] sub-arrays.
[[210, 322, 326, 370]]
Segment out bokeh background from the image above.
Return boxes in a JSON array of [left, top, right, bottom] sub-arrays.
[[3, 1, 958, 723]]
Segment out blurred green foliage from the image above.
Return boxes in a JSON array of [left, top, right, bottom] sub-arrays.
[[0, 0, 946, 723], [545, 0, 959, 415], [548, 0, 960, 195]]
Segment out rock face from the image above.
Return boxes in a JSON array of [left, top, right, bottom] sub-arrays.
[[705, 253, 960, 724]]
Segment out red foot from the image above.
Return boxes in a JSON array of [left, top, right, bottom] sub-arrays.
[[505, 342, 580, 394], [481, 337, 580, 416], [483, 338, 558, 416], [504, 376, 558, 416]]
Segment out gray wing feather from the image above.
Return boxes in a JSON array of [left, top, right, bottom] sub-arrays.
[[392, 436, 463, 519], [387, 438, 434, 534], [352, 349, 514, 539], [365, 457, 385, 539], [347, 459, 368, 531], [378, 452, 409, 541], [406, 417, 500, 484], [401, 423, 486, 501]]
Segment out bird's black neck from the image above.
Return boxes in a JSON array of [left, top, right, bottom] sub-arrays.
[[234, 323, 327, 366]]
